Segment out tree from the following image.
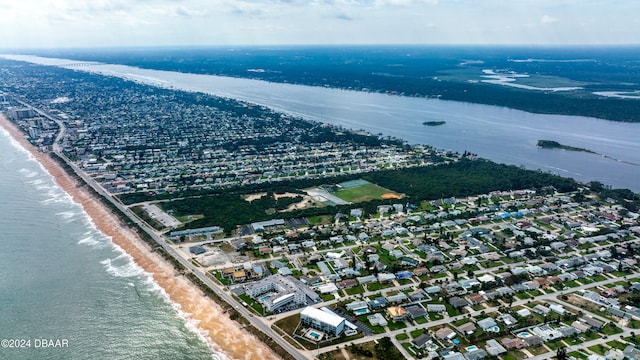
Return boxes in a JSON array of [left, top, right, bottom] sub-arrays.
[[556, 346, 568, 360]]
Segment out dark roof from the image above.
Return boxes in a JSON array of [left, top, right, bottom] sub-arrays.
[[412, 333, 431, 348]]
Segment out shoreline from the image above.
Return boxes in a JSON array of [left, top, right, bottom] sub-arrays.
[[0, 114, 281, 360]]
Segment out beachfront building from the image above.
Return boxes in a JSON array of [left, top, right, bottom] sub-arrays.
[[244, 274, 320, 313], [300, 306, 346, 337]]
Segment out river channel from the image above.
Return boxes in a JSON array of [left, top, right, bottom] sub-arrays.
[[5, 55, 640, 192]]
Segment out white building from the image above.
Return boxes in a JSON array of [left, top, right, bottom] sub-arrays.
[[300, 306, 346, 336]]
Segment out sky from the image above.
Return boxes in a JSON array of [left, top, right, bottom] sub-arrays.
[[1, 0, 639, 48]]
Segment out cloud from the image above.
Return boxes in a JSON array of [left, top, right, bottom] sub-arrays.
[[541, 14, 558, 24], [173, 6, 209, 17], [375, 0, 438, 6], [335, 13, 356, 20]]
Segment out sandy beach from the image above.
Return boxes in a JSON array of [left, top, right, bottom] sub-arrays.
[[0, 113, 280, 360]]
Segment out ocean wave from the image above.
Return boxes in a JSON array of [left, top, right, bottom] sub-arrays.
[[100, 257, 146, 278], [57, 210, 77, 220], [19, 168, 39, 178], [154, 286, 230, 360], [77, 236, 106, 248], [98, 247, 228, 358]]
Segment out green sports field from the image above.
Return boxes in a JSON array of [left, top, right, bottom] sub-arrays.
[[334, 183, 402, 203]]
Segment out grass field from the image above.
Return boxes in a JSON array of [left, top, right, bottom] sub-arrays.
[[334, 183, 402, 203]]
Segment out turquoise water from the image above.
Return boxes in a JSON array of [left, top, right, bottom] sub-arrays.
[[0, 129, 217, 359]]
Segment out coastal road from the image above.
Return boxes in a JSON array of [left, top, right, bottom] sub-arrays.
[[22, 99, 312, 360], [60, 153, 313, 360], [64, 159, 313, 360]]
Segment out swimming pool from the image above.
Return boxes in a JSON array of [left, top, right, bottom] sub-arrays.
[[259, 294, 271, 302], [304, 329, 325, 341], [517, 332, 532, 338], [354, 308, 369, 315], [466, 345, 479, 351]]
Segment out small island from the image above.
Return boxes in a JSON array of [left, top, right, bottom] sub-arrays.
[[537, 140, 596, 154], [422, 120, 446, 126]]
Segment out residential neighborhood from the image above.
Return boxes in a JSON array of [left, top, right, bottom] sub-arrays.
[[168, 187, 640, 360]]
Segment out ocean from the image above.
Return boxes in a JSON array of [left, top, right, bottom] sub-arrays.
[[0, 128, 217, 359]]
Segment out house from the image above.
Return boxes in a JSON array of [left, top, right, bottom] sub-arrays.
[[459, 278, 480, 290], [425, 285, 442, 295], [604, 349, 625, 360], [571, 321, 590, 333], [533, 304, 551, 316], [357, 275, 377, 285], [477, 318, 498, 332], [408, 288, 427, 302], [579, 315, 604, 330], [516, 308, 531, 318], [498, 314, 517, 327], [386, 306, 408, 322], [523, 335, 544, 347], [368, 297, 388, 310], [523, 281, 540, 291], [427, 304, 447, 313], [485, 339, 507, 356], [557, 325, 578, 338], [458, 322, 476, 335], [549, 304, 567, 316], [501, 338, 526, 350], [367, 313, 388, 327], [404, 304, 427, 319], [495, 287, 515, 297], [466, 293, 486, 305], [464, 349, 488, 360], [435, 327, 456, 341], [477, 274, 496, 283], [533, 277, 549, 288], [337, 279, 358, 289], [412, 333, 432, 349], [623, 345, 640, 360], [386, 292, 408, 304], [532, 325, 563, 341], [443, 352, 465, 360], [413, 267, 429, 277], [608, 307, 630, 319], [450, 297, 469, 309], [345, 301, 369, 313], [411, 334, 431, 349]]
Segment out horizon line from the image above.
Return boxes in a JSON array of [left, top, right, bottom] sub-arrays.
[[2, 43, 640, 51]]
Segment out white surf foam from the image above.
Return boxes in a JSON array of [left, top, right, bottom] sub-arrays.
[[101, 257, 146, 278], [77, 236, 105, 248], [57, 210, 77, 220], [18, 168, 39, 178]]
